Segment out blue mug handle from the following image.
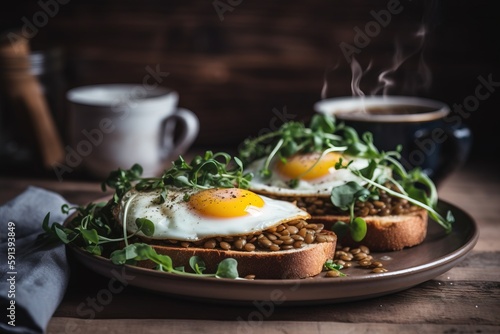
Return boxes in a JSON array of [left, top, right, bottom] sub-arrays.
[[412, 123, 472, 185]]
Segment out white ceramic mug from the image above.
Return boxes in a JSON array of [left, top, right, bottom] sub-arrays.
[[66, 84, 199, 178]]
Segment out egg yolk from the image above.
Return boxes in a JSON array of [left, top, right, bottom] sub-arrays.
[[189, 188, 265, 218], [276, 152, 343, 180]]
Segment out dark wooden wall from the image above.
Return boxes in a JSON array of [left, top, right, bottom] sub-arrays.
[[1, 0, 499, 172]]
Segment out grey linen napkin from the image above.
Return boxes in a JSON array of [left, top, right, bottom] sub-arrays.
[[0, 186, 70, 334]]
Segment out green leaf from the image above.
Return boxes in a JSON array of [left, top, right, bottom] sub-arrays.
[[330, 181, 367, 210], [189, 256, 206, 274], [111, 243, 157, 265], [350, 217, 367, 242], [133, 243, 174, 271], [323, 259, 347, 276], [127, 243, 149, 260], [130, 163, 143, 177], [359, 159, 379, 179], [86, 244, 102, 255], [405, 185, 429, 205], [152, 253, 174, 271], [345, 142, 367, 156], [234, 156, 244, 171], [324, 259, 343, 271], [124, 243, 140, 259], [54, 226, 70, 244], [310, 114, 335, 133], [354, 188, 371, 202], [42, 213, 51, 232], [281, 140, 298, 157], [135, 218, 155, 237], [215, 258, 239, 279], [80, 228, 100, 245], [110, 250, 127, 264]]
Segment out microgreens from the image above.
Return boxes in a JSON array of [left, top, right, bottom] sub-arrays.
[[323, 259, 347, 277], [110, 244, 239, 279], [42, 199, 240, 278], [239, 114, 455, 238], [40, 151, 247, 279], [41, 202, 154, 256], [102, 151, 253, 204], [239, 114, 347, 179]]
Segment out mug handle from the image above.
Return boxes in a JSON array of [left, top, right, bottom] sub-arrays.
[[160, 108, 199, 162], [412, 123, 472, 185]]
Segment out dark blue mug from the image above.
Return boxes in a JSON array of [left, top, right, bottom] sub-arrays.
[[314, 96, 472, 186]]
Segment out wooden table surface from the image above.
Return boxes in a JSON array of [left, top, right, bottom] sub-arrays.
[[1, 160, 499, 333]]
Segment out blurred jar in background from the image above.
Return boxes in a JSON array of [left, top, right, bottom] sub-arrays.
[[0, 38, 66, 175], [30, 47, 67, 143]]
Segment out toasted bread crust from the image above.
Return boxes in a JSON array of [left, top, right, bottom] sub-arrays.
[[308, 209, 428, 251], [136, 231, 336, 279]]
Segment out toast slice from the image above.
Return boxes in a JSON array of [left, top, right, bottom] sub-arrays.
[[308, 209, 427, 251], [142, 232, 336, 279], [111, 196, 337, 279]]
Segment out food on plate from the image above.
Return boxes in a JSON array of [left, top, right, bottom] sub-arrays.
[[116, 186, 336, 279], [238, 114, 454, 251], [42, 152, 336, 279], [325, 244, 389, 275]]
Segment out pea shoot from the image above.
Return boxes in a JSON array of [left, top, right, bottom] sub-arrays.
[[102, 151, 253, 204], [323, 259, 347, 277], [239, 114, 347, 179], [110, 245, 239, 279]]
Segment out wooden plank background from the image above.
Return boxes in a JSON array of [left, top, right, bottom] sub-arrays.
[[1, 0, 499, 175]]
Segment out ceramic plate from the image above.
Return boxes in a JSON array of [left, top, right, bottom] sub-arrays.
[[67, 200, 478, 305]]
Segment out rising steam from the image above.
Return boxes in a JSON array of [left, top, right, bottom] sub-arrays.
[[322, 25, 432, 102], [371, 25, 431, 96], [350, 58, 365, 97], [368, 25, 432, 96], [321, 62, 340, 99]]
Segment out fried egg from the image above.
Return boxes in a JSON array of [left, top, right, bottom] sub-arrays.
[[245, 151, 387, 196], [119, 187, 310, 241]]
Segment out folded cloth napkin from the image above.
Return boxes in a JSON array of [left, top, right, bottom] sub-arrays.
[[0, 186, 70, 334]]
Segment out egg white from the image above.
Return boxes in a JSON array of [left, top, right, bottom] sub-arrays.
[[245, 154, 388, 197], [119, 188, 310, 241]]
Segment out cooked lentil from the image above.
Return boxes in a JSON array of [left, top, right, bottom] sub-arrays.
[[153, 219, 334, 252], [264, 183, 419, 217], [332, 244, 388, 275], [326, 270, 341, 277]]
